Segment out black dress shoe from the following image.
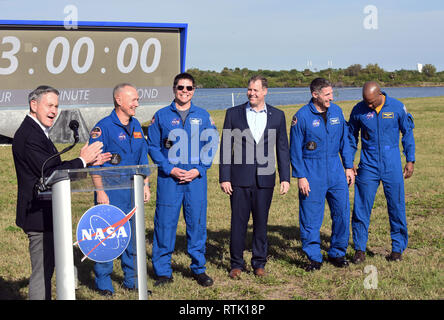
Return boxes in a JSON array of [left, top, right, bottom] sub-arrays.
[[154, 276, 174, 287], [328, 256, 349, 268], [98, 289, 113, 297], [305, 260, 322, 272], [193, 272, 214, 287], [386, 251, 402, 262]]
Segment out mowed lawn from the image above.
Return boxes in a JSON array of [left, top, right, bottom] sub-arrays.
[[0, 95, 442, 300]]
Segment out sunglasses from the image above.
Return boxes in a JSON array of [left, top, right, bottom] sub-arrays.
[[175, 85, 194, 91]]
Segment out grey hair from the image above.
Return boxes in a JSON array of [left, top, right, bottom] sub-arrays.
[[113, 83, 135, 107], [28, 85, 59, 105]]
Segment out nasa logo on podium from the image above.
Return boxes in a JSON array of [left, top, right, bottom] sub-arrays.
[[75, 204, 135, 263]]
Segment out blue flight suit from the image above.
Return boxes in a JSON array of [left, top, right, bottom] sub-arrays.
[[348, 92, 415, 254], [147, 100, 218, 277], [290, 100, 353, 263], [89, 109, 149, 293]]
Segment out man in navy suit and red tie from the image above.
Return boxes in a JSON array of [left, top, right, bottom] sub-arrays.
[[219, 75, 290, 279]]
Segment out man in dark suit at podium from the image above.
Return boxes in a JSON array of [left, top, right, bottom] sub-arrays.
[[12, 85, 110, 300], [219, 75, 290, 278]]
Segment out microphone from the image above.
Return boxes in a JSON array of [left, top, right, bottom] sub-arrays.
[[35, 120, 81, 193], [69, 119, 80, 143]]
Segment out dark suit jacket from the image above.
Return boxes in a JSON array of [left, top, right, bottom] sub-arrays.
[[219, 103, 290, 188], [12, 115, 84, 232]]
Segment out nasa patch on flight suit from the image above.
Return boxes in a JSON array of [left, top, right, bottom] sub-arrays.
[[110, 153, 121, 165], [306, 141, 317, 150], [118, 132, 126, 141], [291, 115, 298, 126], [382, 112, 394, 119]]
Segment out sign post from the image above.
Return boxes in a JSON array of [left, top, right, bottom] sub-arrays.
[[133, 174, 148, 300], [52, 177, 76, 300]]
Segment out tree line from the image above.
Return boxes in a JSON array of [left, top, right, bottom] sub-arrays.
[[187, 64, 443, 88]]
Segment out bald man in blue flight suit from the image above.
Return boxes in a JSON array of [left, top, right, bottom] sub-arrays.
[[290, 78, 355, 272], [147, 73, 218, 287], [89, 83, 150, 296], [348, 81, 415, 264]]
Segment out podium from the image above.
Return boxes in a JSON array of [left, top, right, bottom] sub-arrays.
[[44, 164, 156, 300]]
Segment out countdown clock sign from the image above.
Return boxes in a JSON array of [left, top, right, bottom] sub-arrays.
[[0, 20, 187, 108]]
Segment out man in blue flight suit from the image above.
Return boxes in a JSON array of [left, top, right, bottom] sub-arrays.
[[348, 81, 415, 264], [147, 73, 218, 287], [89, 83, 151, 296], [290, 78, 355, 271]]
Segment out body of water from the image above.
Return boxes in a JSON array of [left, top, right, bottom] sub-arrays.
[[192, 86, 444, 110]]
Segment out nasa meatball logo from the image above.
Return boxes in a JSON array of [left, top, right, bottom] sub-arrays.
[[75, 205, 135, 263]]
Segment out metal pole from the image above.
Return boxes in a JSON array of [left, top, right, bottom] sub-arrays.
[[133, 174, 148, 300], [232, 92, 235, 107], [51, 178, 76, 300]]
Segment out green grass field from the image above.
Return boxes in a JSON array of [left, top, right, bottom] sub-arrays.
[[0, 96, 443, 300]]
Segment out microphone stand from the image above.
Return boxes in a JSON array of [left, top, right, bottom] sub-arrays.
[[36, 132, 79, 193]]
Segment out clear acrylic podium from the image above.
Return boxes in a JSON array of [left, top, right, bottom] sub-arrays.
[[44, 164, 156, 300]]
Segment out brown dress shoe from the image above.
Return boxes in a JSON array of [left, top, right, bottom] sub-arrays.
[[229, 268, 242, 279], [386, 251, 402, 262], [352, 250, 366, 264], [253, 268, 266, 277]]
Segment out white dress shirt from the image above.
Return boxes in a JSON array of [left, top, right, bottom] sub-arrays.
[[246, 103, 267, 144]]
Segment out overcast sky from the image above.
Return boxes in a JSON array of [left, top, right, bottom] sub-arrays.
[[1, 0, 443, 71]]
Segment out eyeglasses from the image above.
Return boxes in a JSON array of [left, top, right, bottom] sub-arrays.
[[175, 85, 194, 91]]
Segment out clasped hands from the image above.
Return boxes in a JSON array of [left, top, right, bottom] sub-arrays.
[[170, 167, 200, 183]]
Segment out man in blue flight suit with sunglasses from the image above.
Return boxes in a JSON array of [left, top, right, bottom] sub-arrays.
[[147, 73, 218, 287], [348, 81, 415, 264], [89, 83, 151, 296], [290, 78, 355, 272]]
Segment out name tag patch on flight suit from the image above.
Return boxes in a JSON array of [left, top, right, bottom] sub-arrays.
[[164, 138, 173, 149], [330, 117, 340, 125], [190, 118, 202, 125], [110, 153, 121, 165], [306, 141, 317, 150], [382, 112, 394, 119], [133, 131, 142, 138]]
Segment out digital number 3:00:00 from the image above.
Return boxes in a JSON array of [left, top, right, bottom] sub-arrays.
[[0, 36, 162, 75]]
